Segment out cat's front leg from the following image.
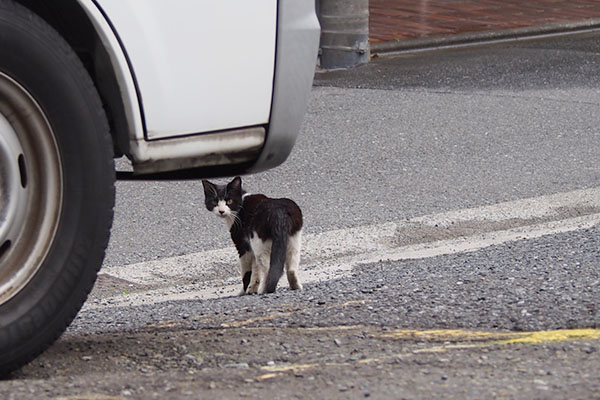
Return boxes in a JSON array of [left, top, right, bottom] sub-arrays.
[[245, 258, 262, 295], [246, 269, 261, 295], [238, 252, 253, 296], [246, 235, 265, 294], [255, 254, 271, 295], [247, 250, 269, 295], [246, 278, 260, 295]]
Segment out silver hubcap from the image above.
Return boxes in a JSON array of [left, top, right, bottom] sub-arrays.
[[0, 72, 62, 305]]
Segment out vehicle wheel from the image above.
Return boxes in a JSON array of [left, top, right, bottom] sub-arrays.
[[0, 1, 115, 375]]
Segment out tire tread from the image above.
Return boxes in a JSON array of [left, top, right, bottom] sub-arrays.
[[0, 0, 115, 376]]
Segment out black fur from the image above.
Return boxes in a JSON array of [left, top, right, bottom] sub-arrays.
[[265, 208, 291, 293], [242, 271, 252, 292]]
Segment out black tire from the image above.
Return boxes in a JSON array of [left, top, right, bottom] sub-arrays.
[[0, 0, 115, 376]]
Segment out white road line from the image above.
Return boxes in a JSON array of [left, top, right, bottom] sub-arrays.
[[357, 214, 600, 265], [90, 187, 600, 308]]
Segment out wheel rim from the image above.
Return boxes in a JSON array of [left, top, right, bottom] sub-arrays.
[[0, 72, 63, 305]]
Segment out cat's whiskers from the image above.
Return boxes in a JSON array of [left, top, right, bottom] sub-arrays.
[[231, 212, 242, 230]]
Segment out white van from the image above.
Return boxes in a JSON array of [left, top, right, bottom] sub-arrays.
[[0, 0, 319, 374]]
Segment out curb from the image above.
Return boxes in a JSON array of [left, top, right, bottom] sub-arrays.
[[370, 18, 600, 55]]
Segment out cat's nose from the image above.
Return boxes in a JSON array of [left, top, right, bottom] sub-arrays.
[[219, 210, 225, 215]]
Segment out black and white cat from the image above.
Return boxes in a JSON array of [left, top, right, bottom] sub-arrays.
[[202, 176, 303, 295]]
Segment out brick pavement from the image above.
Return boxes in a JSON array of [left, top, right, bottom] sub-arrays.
[[370, 0, 600, 43]]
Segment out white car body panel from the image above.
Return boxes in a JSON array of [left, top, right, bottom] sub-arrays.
[[93, 0, 277, 139], [76, 0, 319, 174]]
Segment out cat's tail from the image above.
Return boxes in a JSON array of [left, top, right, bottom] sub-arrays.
[[265, 212, 289, 293]]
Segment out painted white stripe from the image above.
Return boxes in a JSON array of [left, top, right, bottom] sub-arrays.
[[357, 214, 600, 265], [410, 186, 600, 227], [90, 187, 600, 309]]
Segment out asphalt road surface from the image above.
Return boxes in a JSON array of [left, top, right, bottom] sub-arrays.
[[2, 31, 600, 399]]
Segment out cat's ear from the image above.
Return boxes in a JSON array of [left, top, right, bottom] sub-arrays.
[[202, 180, 216, 197], [228, 176, 242, 193]]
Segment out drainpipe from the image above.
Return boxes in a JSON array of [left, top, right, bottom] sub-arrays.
[[317, 0, 370, 69]]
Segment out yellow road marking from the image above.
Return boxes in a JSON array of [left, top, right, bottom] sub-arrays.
[[381, 329, 517, 342], [220, 300, 367, 328], [383, 328, 600, 353], [53, 395, 126, 400], [220, 311, 295, 328], [256, 328, 600, 376], [498, 329, 600, 345], [255, 372, 282, 381], [262, 363, 320, 374], [382, 328, 600, 345]]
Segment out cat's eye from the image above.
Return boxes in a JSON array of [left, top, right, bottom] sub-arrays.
[[226, 200, 233, 205]]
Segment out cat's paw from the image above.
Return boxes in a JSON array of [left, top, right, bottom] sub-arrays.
[[237, 288, 247, 296], [246, 283, 259, 295], [290, 282, 303, 291]]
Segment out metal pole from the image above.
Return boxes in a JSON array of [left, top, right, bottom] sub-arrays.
[[318, 0, 370, 69]]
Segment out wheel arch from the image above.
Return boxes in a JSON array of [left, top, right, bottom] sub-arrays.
[[13, 0, 142, 157]]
